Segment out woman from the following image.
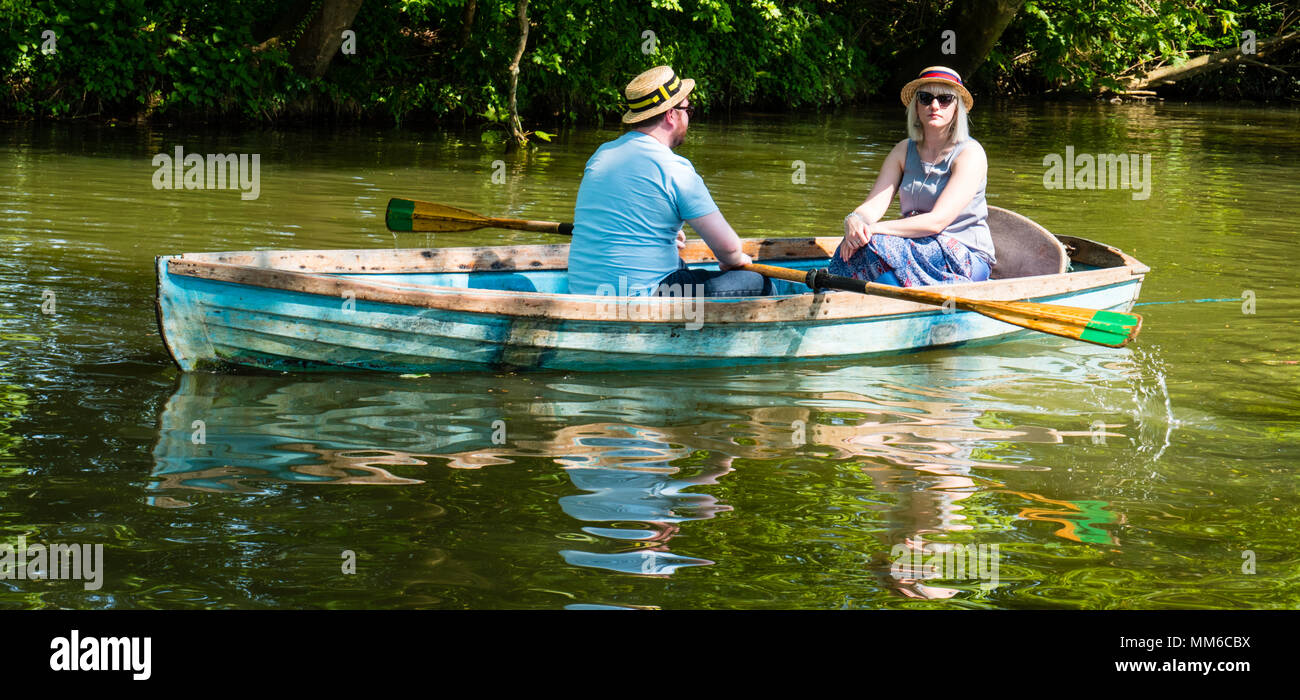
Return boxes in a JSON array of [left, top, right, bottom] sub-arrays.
[[831, 66, 995, 287]]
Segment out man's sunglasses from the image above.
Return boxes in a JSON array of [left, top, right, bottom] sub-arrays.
[[917, 91, 956, 107], [673, 104, 695, 116]]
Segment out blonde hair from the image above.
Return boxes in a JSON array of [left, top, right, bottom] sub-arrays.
[[906, 82, 969, 145]]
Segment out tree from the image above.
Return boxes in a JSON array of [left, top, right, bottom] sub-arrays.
[[289, 0, 366, 78], [1124, 31, 1299, 91], [892, 0, 1028, 89], [506, 0, 529, 149]]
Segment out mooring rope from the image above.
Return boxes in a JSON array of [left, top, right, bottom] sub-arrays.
[[1132, 297, 1241, 307]]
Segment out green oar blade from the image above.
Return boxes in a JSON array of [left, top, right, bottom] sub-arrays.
[[385, 198, 491, 232], [386, 198, 416, 231], [1078, 309, 1143, 347]]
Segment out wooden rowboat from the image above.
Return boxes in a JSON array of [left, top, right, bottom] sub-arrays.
[[155, 207, 1148, 373]]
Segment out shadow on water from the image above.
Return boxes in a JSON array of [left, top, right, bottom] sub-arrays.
[[150, 340, 1175, 604]]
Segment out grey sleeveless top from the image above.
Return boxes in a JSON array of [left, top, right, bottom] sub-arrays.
[[899, 138, 995, 264]]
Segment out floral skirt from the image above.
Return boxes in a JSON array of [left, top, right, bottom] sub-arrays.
[[827, 232, 979, 287]]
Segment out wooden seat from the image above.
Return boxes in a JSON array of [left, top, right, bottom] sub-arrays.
[[986, 205, 1069, 279]]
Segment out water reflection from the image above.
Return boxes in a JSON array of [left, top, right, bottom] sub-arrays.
[[556, 428, 733, 576], [151, 343, 1168, 602]]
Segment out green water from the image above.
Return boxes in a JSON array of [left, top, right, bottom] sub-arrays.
[[1, 102, 1297, 609]]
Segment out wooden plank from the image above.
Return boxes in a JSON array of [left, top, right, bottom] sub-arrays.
[[167, 253, 1142, 325], [174, 237, 846, 274]]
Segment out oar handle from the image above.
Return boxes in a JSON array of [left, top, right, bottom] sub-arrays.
[[741, 263, 815, 285], [487, 218, 573, 236], [743, 263, 954, 306]]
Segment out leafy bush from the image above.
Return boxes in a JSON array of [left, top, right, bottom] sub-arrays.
[[3, 0, 1292, 125]]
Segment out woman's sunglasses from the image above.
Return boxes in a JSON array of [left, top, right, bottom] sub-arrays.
[[917, 91, 956, 107]]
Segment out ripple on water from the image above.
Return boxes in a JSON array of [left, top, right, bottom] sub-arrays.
[[1, 111, 1297, 608]]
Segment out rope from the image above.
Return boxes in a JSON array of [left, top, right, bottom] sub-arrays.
[[1132, 297, 1240, 307]]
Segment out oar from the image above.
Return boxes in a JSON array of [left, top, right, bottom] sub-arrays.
[[386, 198, 572, 235], [385, 198, 1142, 347], [743, 263, 1142, 348]]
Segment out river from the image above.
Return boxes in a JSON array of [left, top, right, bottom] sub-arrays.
[[1, 101, 1296, 608]]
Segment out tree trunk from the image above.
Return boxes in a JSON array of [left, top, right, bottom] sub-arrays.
[[947, 0, 1026, 77], [892, 0, 1026, 90], [1124, 32, 1299, 90], [289, 0, 366, 78], [506, 0, 530, 150], [458, 0, 478, 50]]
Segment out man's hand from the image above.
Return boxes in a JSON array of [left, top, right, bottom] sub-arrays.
[[675, 228, 687, 249], [719, 252, 753, 271], [685, 211, 751, 272]]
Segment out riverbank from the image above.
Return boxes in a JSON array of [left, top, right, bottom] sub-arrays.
[[5, 2, 1296, 129]]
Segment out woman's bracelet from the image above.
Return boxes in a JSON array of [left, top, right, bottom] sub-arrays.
[[846, 212, 871, 238]]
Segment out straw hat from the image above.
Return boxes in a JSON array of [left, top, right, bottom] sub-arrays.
[[900, 66, 973, 111], [621, 66, 696, 124]]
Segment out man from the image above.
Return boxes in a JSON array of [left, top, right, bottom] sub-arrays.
[[567, 65, 774, 298]]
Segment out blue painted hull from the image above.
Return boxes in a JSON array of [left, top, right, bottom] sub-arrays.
[[155, 247, 1146, 373]]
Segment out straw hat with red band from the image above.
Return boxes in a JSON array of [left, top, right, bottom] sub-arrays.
[[900, 66, 973, 111], [622, 66, 696, 124]]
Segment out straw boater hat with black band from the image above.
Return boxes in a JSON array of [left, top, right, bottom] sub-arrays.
[[899, 66, 974, 111], [622, 66, 696, 124]]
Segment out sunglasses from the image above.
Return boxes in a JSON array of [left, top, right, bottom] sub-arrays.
[[917, 91, 956, 107], [673, 103, 695, 116]]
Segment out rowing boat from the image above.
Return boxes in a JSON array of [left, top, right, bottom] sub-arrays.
[[154, 207, 1148, 372]]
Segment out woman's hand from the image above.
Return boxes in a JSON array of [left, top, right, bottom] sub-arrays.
[[840, 212, 873, 262]]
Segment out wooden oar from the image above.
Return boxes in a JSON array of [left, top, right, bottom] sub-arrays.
[[385, 198, 1142, 347], [743, 263, 1142, 348], [386, 198, 572, 235]]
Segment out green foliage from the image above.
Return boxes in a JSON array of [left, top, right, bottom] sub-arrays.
[[3, 0, 1292, 124], [3, 0, 297, 120], [520, 0, 882, 117], [2, 0, 888, 124], [990, 0, 1296, 94]]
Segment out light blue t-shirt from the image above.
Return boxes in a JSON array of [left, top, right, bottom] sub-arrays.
[[568, 132, 719, 296]]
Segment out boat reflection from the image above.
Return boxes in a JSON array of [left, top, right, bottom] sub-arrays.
[[151, 342, 1160, 600]]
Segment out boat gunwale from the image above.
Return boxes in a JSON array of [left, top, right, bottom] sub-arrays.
[[162, 237, 1147, 325]]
